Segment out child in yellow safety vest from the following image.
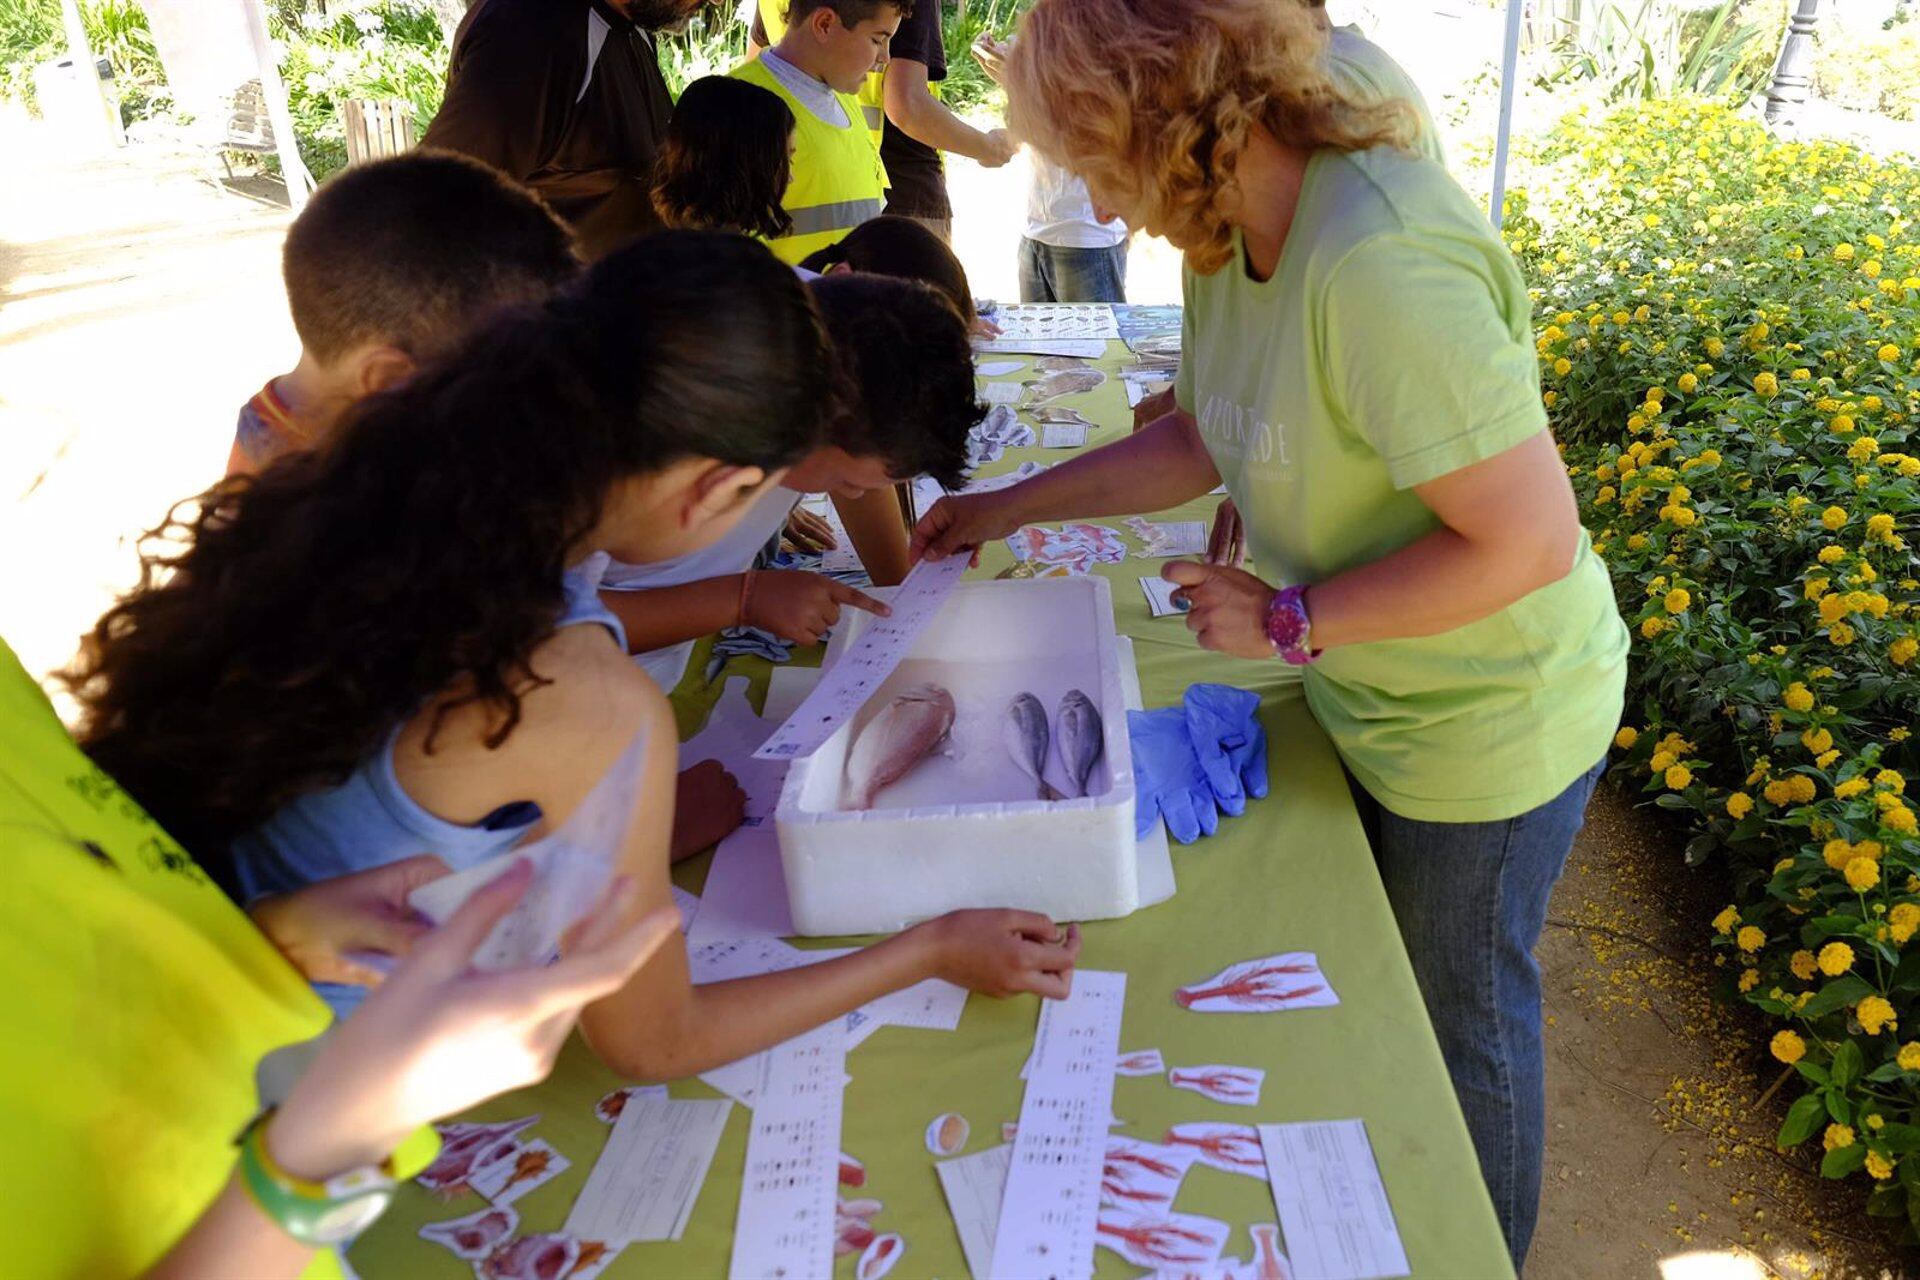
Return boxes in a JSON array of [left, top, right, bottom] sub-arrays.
[[732, 0, 900, 265]]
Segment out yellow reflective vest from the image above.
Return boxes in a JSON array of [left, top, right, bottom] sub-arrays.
[[732, 56, 887, 265], [0, 641, 341, 1277]]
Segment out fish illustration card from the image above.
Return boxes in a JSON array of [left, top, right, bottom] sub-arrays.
[[1101, 1135, 1198, 1210], [469, 1139, 570, 1206], [1167, 1064, 1266, 1107], [419, 1205, 518, 1260], [1175, 952, 1340, 1013], [975, 359, 1025, 377], [1096, 1207, 1231, 1271], [1116, 1048, 1165, 1076], [1163, 1122, 1266, 1178]]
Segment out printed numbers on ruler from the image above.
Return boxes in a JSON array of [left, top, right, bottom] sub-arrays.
[[752, 554, 970, 761], [728, 1020, 847, 1280], [989, 970, 1127, 1280]]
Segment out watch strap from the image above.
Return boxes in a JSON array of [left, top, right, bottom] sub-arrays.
[[1264, 584, 1318, 665]]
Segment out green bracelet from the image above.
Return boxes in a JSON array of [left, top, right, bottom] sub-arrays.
[[236, 1110, 399, 1247]]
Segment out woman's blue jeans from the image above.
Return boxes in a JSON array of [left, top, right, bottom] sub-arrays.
[[1346, 758, 1606, 1274]]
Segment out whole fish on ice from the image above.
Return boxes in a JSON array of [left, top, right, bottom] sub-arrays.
[[844, 684, 956, 810], [1004, 693, 1059, 800], [1056, 689, 1104, 797]]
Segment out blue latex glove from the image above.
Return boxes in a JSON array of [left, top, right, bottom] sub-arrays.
[[1183, 683, 1269, 817], [1126, 707, 1221, 845]]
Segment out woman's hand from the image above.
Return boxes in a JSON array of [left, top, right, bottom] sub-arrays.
[[1162, 561, 1278, 660], [908, 492, 1025, 565], [746, 569, 890, 646], [917, 910, 1082, 999], [1206, 497, 1245, 568], [782, 506, 838, 555], [671, 760, 746, 862], [268, 862, 677, 1181], [247, 855, 450, 987]]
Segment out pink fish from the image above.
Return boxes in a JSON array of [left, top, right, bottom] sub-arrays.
[[418, 1117, 539, 1193], [1168, 1064, 1265, 1106], [844, 684, 955, 809], [1162, 1122, 1265, 1176], [482, 1234, 580, 1280], [420, 1206, 517, 1260], [1175, 953, 1332, 1013], [857, 1232, 906, 1280], [1096, 1208, 1229, 1268], [839, 1151, 867, 1187], [1116, 1048, 1165, 1076], [1250, 1224, 1295, 1280]]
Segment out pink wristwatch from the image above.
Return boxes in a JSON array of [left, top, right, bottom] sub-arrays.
[[1265, 584, 1318, 665]]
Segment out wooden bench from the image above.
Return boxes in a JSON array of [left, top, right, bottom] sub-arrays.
[[342, 97, 415, 166], [216, 77, 274, 177]]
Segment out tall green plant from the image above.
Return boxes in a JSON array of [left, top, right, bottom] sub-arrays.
[[1538, 0, 1773, 103]]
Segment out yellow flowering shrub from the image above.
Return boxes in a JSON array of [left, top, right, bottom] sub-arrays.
[[1513, 99, 1920, 1208]]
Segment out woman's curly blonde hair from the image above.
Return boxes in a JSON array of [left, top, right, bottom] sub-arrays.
[[1005, 0, 1414, 274]]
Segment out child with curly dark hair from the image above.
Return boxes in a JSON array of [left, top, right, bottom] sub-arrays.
[[598, 270, 982, 683], [66, 232, 1079, 1078], [651, 76, 797, 238]]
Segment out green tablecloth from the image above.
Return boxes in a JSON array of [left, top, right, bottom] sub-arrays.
[[351, 328, 1513, 1279]]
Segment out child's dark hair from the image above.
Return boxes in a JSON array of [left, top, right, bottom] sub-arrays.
[[800, 216, 974, 322], [66, 232, 830, 868], [786, 0, 912, 27], [809, 273, 979, 490], [282, 149, 579, 363], [652, 77, 796, 238]]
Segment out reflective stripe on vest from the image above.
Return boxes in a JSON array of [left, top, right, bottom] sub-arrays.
[[731, 56, 888, 265], [786, 196, 884, 236]]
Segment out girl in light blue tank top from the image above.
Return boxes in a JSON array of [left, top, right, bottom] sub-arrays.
[[70, 237, 1081, 1079]]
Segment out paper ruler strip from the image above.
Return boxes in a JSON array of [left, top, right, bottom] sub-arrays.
[[988, 970, 1127, 1280], [751, 553, 969, 760], [726, 1017, 847, 1280]]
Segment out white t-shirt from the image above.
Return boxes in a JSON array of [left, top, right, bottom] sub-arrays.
[[602, 484, 803, 689], [1024, 156, 1128, 250]]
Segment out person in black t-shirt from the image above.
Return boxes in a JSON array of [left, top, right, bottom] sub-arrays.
[[876, 0, 1012, 238], [423, 0, 706, 260]]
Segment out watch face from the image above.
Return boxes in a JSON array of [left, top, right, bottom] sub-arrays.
[[314, 1190, 393, 1244]]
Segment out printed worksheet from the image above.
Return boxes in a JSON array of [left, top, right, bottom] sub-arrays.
[[1140, 577, 1191, 619], [936, 1143, 1012, 1280], [1258, 1120, 1409, 1280], [989, 969, 1127, 1280], [989, 304, 1120, 341], [981, 381, 1025, 405], [974, 337, 1110, 359], [728, 1019, 848, 1280], [1042, 423, 1088, 449], [564, 1097, 731, 1243]]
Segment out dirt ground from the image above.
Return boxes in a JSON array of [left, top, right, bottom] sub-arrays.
[[3, 103, 1918, 1279]]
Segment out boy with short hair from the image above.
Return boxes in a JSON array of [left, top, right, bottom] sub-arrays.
[[227, 150, 579, 477], [731, 0, 898, 265]]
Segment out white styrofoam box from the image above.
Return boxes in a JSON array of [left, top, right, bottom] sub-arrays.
[[775, 576, 1137, 935]]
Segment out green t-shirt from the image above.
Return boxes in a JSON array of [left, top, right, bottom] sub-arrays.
[[0, 641, 338, 1278], [1327, 26, 1445, 167], [1174, 147, 1627, 823]]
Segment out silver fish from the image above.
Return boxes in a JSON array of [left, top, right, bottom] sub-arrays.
[[844, 684, 955, 810], [1033, 355, 1090, 373], [1004, 693, 1059, 801], [1031, 405, 1095, 427], [1023, 368, 1105, 406], [1055, 689, 1104, 798]]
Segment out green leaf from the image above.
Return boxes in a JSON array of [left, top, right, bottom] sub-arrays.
[[1867, 1182, 1905, 1217], [1822, 1142, 1869, 1179], [1795, 1060, 1830, 1085], [1890, 950, 1920, 993], [1826, 1089, 1853, 1126], [1833, 1039, 1864, 1090], [1800, 975, 1875, 1020], [1880, 1123, 1920, 1154], [1779, 1092, 1827, 1148], [1900, 1152, 1920, 1196]]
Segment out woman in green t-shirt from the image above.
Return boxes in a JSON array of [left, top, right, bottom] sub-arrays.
[[911, 0, 1627, 1267]]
